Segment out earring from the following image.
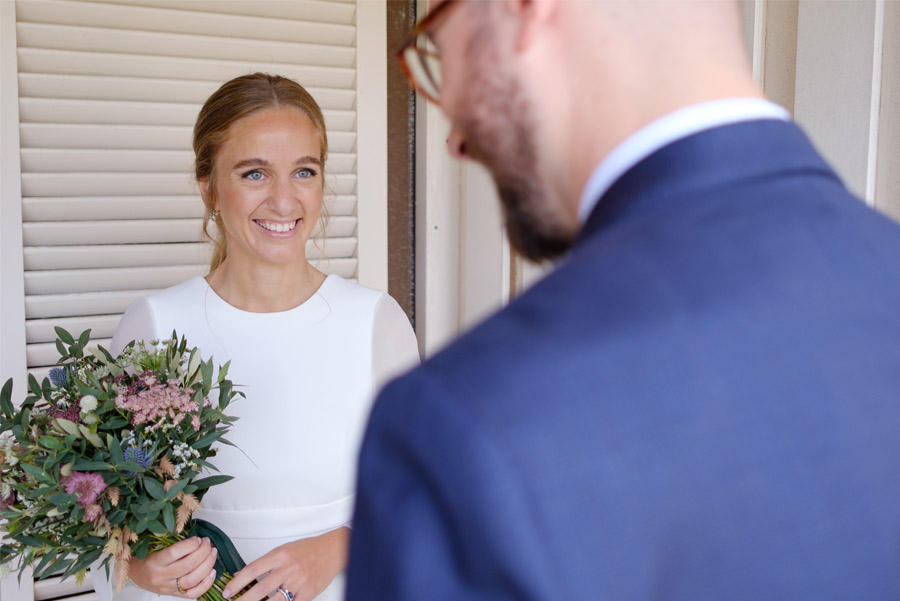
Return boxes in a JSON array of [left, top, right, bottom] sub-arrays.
[[209, 209, 218, 223]]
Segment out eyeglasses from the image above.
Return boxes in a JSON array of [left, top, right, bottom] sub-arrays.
[[395, 0, 461, 103]]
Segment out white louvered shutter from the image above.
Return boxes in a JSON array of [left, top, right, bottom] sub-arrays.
[[15, 0, 363, 382]]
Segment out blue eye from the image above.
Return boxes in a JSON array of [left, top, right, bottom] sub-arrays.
[[243, 170, 264, 180], [297, 168, 316, 178]]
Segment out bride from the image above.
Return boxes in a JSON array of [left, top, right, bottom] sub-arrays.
[[94, 73, 419, 601]]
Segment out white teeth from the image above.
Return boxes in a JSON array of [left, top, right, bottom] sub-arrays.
[[258, 220, 297, 233]]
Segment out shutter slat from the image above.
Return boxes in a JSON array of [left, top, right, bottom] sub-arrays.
[[23, 196, 204, 220], [26, 243, 211, 269], [23, 216, 357, 246], [19, 73, 356, 110], [26, 289, 154, 319], [27, 315, 121, 344], [17, 23, 356, 68], [19, 124, 356, 153], [21, 149, 356, 174], [20, 123, 192, 150], [23, 219, 206, 245], [19, 98, 356, 130], [29, 340, 112, 369], [24, 238, 357, 270], [22, 195, 356, 221], [91, 0, 356, 24], [22, 149, 195, 173], [25, 264, 209, 295], [18, 48, 356, 89], [18, 0, 356, 46], [21, 173, 198, 197]]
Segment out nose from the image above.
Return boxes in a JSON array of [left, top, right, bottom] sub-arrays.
[[446, 127, 468, 160], [269, 175, 296, 215]]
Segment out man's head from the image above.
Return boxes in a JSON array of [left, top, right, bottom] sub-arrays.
[[399, 0, 757, 262]]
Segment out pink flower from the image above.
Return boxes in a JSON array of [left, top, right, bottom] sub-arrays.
[[83, 503, 103, 523], [115, 377, 202, 432], [64, 472, 106, 507]]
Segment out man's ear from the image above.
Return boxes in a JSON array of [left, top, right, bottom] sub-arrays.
[[513, 0, 557, 52]]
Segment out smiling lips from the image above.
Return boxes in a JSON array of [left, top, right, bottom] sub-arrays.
[[256, 219, 299, 233]]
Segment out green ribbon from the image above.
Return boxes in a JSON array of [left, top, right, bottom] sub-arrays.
[[185, 519, 246, 580]]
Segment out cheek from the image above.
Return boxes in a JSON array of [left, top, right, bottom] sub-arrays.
[[304, 187, 324, 214]]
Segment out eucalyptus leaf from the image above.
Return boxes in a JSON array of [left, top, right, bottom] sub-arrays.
[[28, 374, 42, 398], [1, 378, 14, 419], [110, 436, 123, 465], [72, 460, 113, 471], [162, 503, 175, 532], [53, 418, 82, 437], [144, 478, 166, 500], [117, 460, 146, 474], [190, 475, 234, 491], [55, 327, 76, 345], [37, 436, 61, 450], [21, 463, 55, 484], [164, 478, 190, 501], [78, 424, 105, 448], [147, 519, 167, 536]]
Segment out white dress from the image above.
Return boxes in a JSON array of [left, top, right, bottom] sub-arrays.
[[91, 274, 419, 601]]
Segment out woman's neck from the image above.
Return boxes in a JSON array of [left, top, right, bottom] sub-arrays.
[[205, 258, 326, 313]]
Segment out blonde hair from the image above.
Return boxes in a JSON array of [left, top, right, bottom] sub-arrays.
[[194, 73, 329, 272]]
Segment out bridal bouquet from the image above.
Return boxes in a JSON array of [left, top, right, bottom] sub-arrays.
[[0, 328, 245, 601]]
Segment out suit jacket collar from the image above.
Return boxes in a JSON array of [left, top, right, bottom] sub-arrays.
[[575, 120, 842, 246]]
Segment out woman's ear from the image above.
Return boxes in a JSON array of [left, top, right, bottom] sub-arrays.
[[198, 177, 212, 205]]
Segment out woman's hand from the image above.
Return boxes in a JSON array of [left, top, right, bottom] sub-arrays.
[[128, 536, 218, 598], [222, 527, 349, 601]]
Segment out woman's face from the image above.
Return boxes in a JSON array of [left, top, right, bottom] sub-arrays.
[[201, 107, 323, 271]]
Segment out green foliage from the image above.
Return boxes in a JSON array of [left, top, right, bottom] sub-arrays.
[[0, 328, 241, 593]]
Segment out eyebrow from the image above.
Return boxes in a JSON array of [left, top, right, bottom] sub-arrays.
[[232, 156, 322, 170]]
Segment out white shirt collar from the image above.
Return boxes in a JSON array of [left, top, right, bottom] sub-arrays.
[[577, 98, 791, 223]]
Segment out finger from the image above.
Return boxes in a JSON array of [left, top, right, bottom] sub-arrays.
[[171, 537, 213, 578], [179, 546, 218, 590], [150, 536, 204, 569], [230, 571, 281, 601], [184, 567, 218, 599], [223, 559, 274, 598]]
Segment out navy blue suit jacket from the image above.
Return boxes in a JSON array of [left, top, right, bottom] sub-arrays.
[[347, 121, 900, 600]]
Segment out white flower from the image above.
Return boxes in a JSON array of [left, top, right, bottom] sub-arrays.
[[80, 395, 98, 413], [82, 413, 98, 425]]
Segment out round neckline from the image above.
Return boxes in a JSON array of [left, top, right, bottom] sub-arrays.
[[200, 273, 335, 317]]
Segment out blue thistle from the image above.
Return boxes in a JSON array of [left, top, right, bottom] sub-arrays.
[[49, 367, 71, 388], [123, 445, 153, 476]]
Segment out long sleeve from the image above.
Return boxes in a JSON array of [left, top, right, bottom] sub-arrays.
[[346, 370, 558, 601], [110, 298, 159, 356], [370, 295, 420, 395]]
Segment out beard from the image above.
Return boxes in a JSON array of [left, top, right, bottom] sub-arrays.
[[458, 23, 577, 262]]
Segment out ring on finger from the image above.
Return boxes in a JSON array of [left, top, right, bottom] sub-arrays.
[[175, 577, 185, 595], [277, 588, 294, 601]]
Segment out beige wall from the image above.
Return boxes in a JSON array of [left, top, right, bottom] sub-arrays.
[[750, 0, 899, 219], [419, 0, 900, 355]]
